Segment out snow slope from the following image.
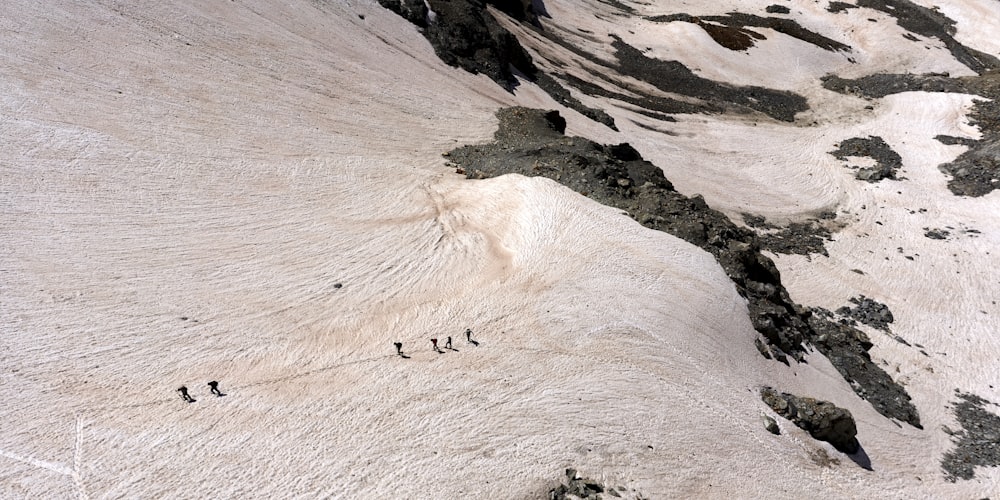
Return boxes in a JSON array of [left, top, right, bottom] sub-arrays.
[[2, 0, 998, 497]]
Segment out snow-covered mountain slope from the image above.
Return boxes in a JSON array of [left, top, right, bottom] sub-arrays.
[[2, 0, 998, 497]]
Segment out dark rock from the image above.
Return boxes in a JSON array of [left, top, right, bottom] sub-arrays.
[[761, 387, 860, 453], [835, 295, 894, 332], [942, 391, 1000, 481], [377, 0, 619, 130], [420, 0, 536, 86], [755, 337, 772, 359], [763, 414, 781, 434], [924, 228, 950, 240], [827, 1, 857, 13], [609, 34, 809, 122], [747, 214, 833, 257], [376, 0, 428, 26], [935, 135, 978, 147], [821, 73, 970, 99], [808, 308, 921, 428], [940, 96, 1000, 197], [765, 5, 790, 14], [534, 73, 619, 130], [742, 212, 777, 229], [830, 136, 902, 183], [549, 468, 627, 499], [646, 13, 849, 53]]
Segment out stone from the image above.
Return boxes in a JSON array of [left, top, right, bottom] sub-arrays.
[[754, 337, 772, 359], [924, 228, 950, 240], [761, 387, 860, 453], [549, 468, 635, 499], [763, 414, 781, 434]]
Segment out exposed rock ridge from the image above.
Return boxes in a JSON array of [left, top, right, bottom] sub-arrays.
[[446, 107, 921, 428], [548, 468, 646, 499], [377, 0, 618, 129]]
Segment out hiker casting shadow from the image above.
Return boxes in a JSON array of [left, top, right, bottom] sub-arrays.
[[395, 341, 410, 358], [177, 386, 195, 403], [208, 381, 225, 397]]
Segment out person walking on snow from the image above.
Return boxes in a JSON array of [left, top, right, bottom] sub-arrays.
[[208, 381, 223, 397], [177, 386, 195, 403], [431, 338, 439, 351], [394, 342, 403, 356], [445, 336, 452, 349], [465, 328, 472, 343]]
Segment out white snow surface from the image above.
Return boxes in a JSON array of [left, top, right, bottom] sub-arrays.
[[2, 0, 999, 498]]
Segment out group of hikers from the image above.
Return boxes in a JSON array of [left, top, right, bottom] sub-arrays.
[[177, 381, 224, 403], [178, 329, 478, 403], [395, 328, 475, 356]]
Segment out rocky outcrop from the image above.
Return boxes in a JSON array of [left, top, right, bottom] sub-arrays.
[[377, 0, 618, 129], [762, 414, 781, 434], [645, 13, 850, 53], [807, 310, 921, 428], [447, 107, 923, 428], [377, 0, 429, 27], [836, 295, 894, 332], [941, 391, 1000, 481], [761, 387, 860, 454], [449, 107, 809, 360], [423, 0, 536, 86], [608, 35, 808, 122], [829, 136, 902, 183], [743, 212, 836, 257], [549, 469, 642, 499]]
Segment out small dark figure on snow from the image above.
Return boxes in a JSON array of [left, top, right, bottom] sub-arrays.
[[207, 381, 224, 397], [177, 386, 195, 403], [465, 329, 472, 342], [445, 336, 452, 349], [394, 342, 403, 355], [431, 338, 439, 351]]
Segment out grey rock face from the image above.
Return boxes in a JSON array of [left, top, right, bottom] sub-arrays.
[[549, 469, 614, 500], [763, 414, 781, 435], [836, 295, 895, 332], [376, 0, 428, 27], [761, 387, 860, 453]]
